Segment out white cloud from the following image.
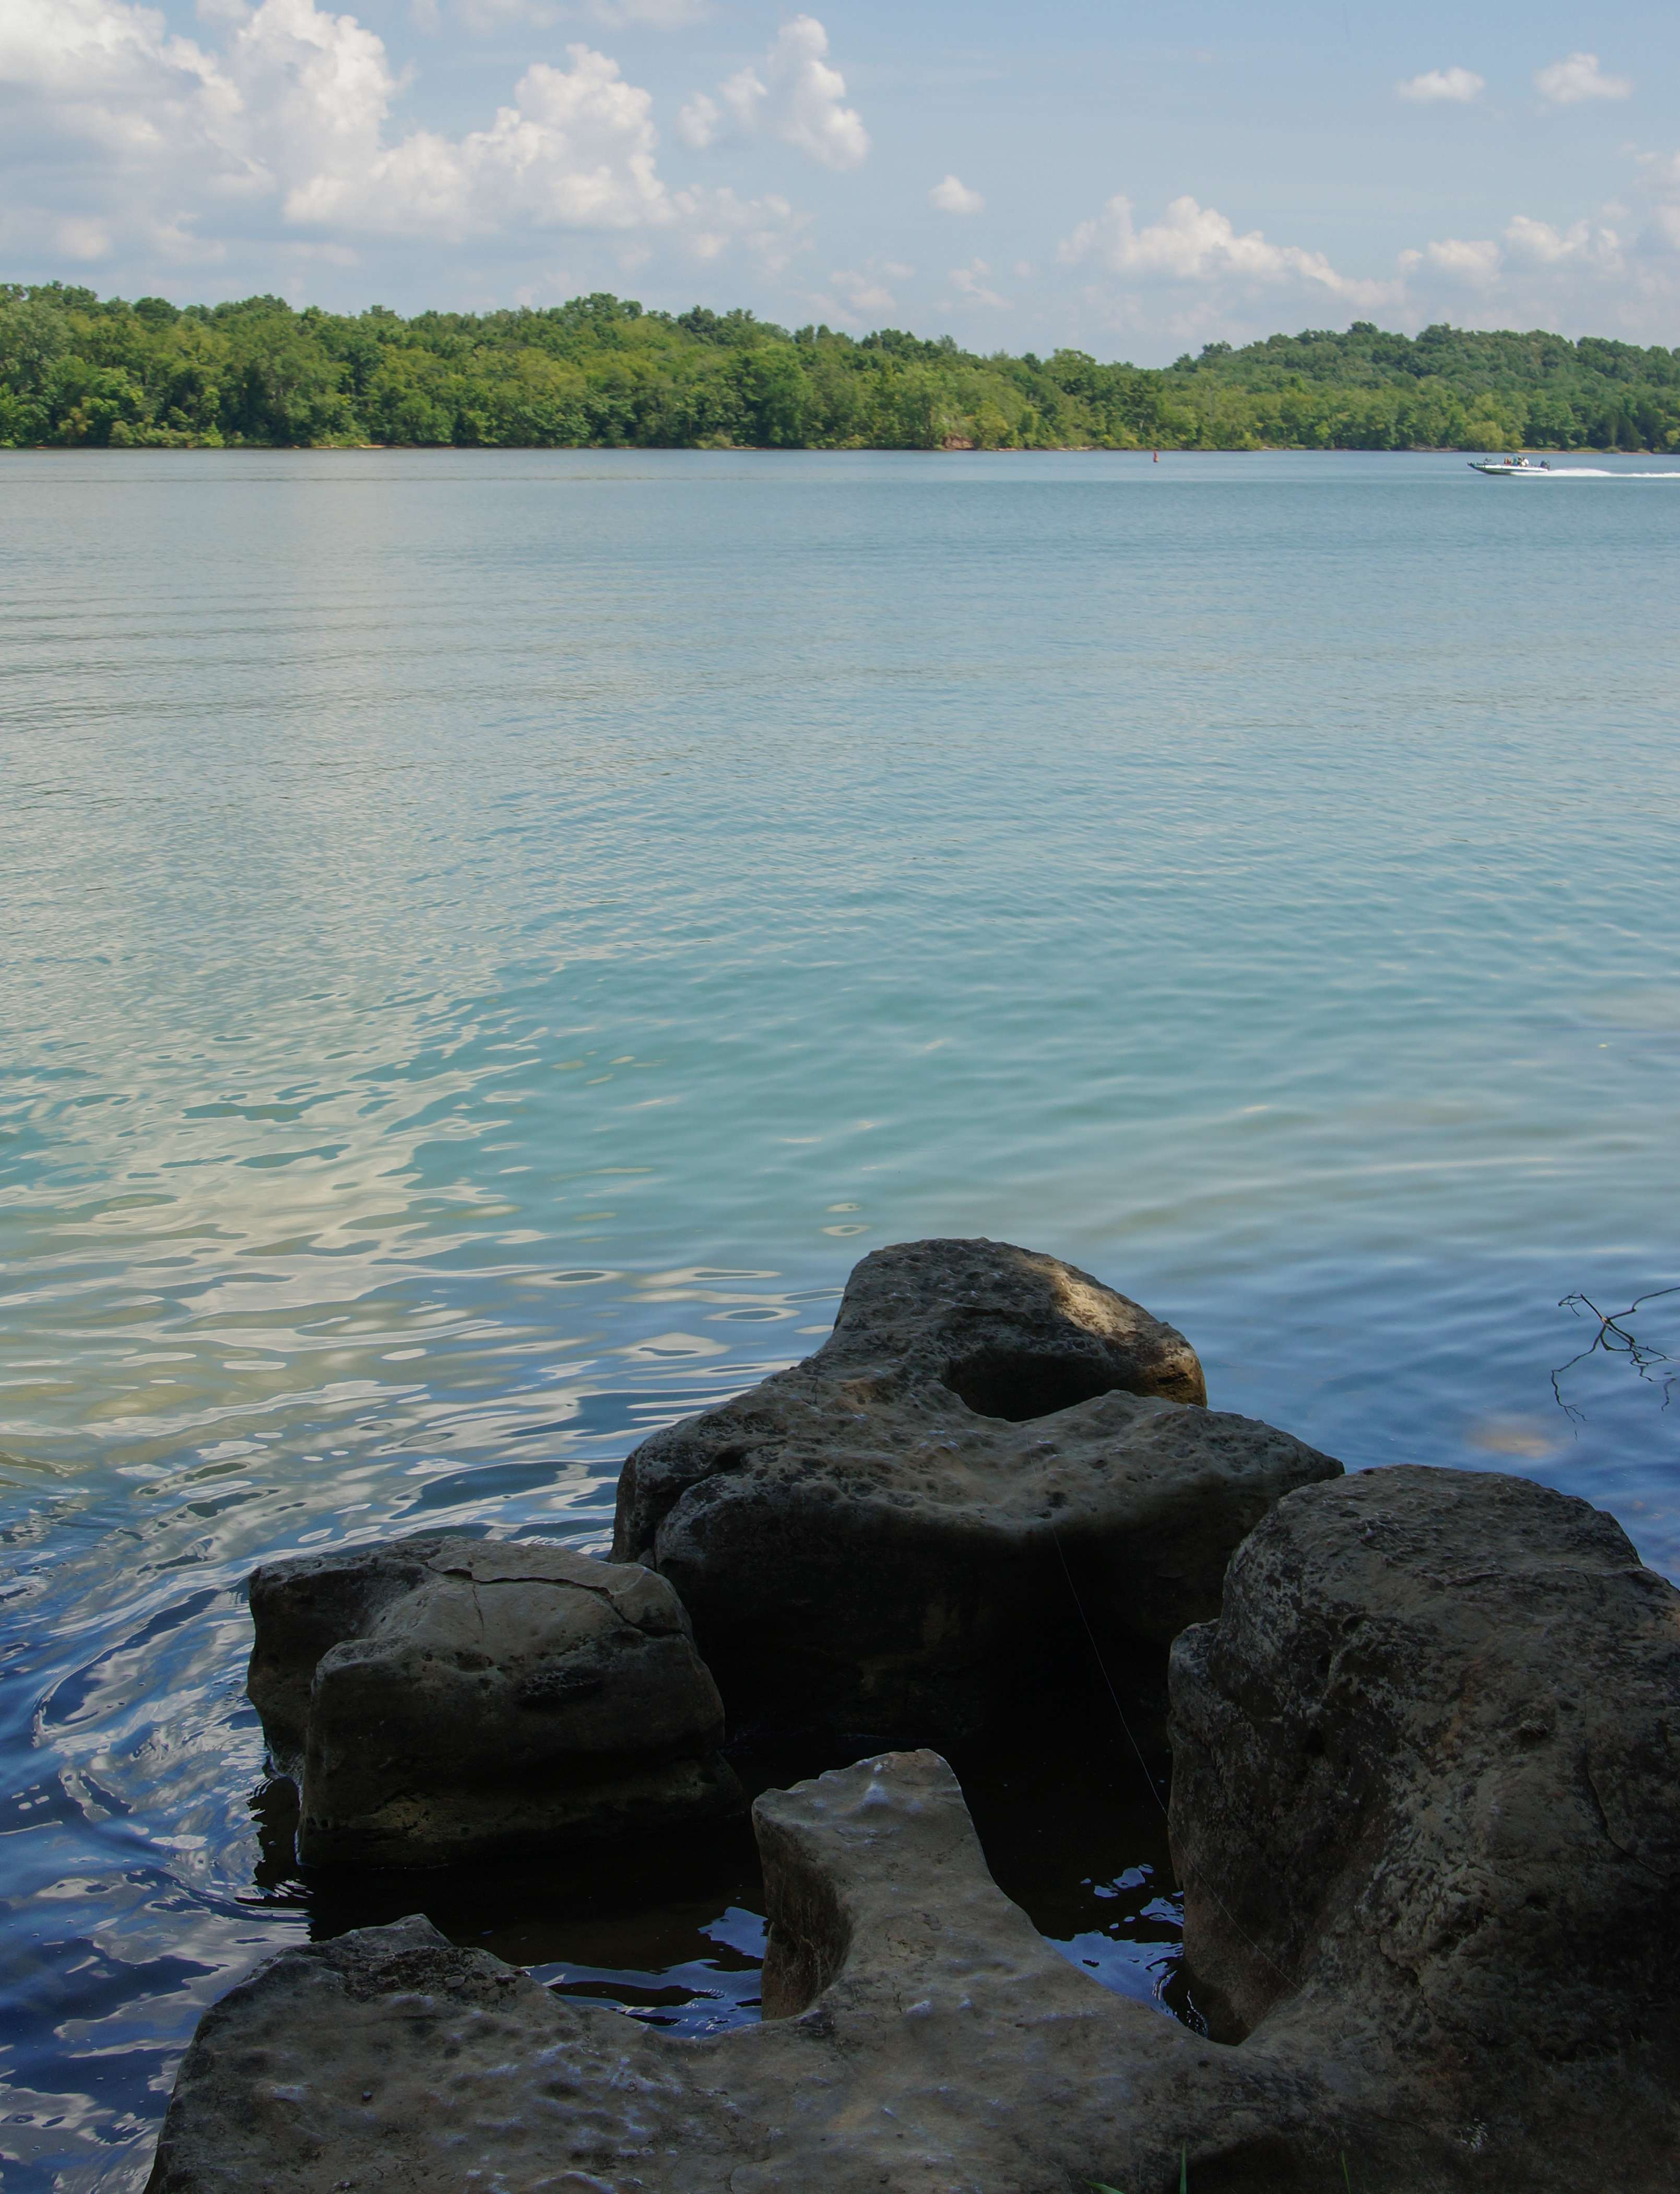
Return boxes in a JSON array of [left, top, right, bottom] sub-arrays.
[[1503, 214, 1622, 269], [0, 0, 799, 270], [1382, 197, 1672, 332], [930, 173, 983, 215], [1636, 148, 1680, 195], [1398, 235, 1501, 285], [1534, 52, 1631, 106], [286, 46, 676, 236], [827, 266, 894, 312], [1396, 66, 1484, 104], [948, 257, 1007, 307], [57, 217, 117, 261], [675, 89, 718, 149], [686, 15, 868, 171], [1058, 193, 1387, 304], [802, 257, 902, 323]]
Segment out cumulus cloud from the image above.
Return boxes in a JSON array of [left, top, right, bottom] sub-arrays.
[[826, 266, 894, 312], [801, 257, 905, 323], [675, 89, 719, 150], [682, 15, 868, 171], [1058, 193, 1388, 305], [947, 257, 1006, 307], [283, 42, 675, 236], [1396, 66, 1485, 104], [0, 0, 799, 272], [929, 173, 983, 215], [1535, 52, 1631, 106], [1384, 200, 1662, 330], [1502, 214, 1622, 269], [1397, 236, 1501, 285]]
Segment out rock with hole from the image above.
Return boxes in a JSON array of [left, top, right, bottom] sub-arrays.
[[247, 1535, 739, 1866], [612, 1237, 1339, 1742]]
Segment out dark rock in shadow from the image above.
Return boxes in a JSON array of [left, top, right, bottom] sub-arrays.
[[1168, 1465, 1680, 2176], [153, 1467, 1680, 2191], [614, 1237, 1337, 1742], [248, 1535, 739, 1867]]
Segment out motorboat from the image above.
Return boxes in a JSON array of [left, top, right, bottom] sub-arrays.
[[1468, 455, 1553, 476]]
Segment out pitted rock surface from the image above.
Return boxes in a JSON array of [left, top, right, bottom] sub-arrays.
[[248, 1535, 737, 1866], [148, 1751, 1394, 2194], [1169, 1465, 1680, 2183], [613, 1237, 1338, 1739], [158, 1471, 1680, 2191]]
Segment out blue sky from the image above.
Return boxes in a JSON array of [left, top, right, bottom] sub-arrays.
[[4, 0, 1677, 359]]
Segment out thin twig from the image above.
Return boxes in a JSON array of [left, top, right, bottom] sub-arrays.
[[1551, 1284, 1680, 1423]]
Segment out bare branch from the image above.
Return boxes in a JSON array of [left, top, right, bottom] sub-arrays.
[[1551, 1285, 1680, 1425]]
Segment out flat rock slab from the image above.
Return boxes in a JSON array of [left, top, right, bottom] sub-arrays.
[[613, 1237, 1339, 1740], [148, 1751, 1376, 2194], [156, 1468, 1680, 2191], [248, 1536, 737, 1866]]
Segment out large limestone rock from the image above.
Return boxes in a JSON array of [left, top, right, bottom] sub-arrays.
[[148, 1750, 1386, 2194], [247, 1535, 738, 1866], [153, 1469, 1680, 2191], [613, 1237, 1338, 1740], [1168, 1465, 1680, 2181]]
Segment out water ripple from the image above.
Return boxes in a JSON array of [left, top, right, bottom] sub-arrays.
[[4, 450, 1679, 2182]]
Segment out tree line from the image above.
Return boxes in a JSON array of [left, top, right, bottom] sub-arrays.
[[4, 283, 1678, 453]]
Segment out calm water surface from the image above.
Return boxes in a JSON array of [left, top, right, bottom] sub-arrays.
[[3, 449, 1678, 2187]]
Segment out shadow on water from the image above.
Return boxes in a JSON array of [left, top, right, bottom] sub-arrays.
[[253, 1687, 1200, 2039]]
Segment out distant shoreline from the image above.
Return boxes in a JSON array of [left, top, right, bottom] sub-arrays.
[[0, 441, 1644, 457], [6, 283, 1677, 458]]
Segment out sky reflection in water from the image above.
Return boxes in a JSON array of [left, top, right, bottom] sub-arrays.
[[3, 450, 1678, 2186]]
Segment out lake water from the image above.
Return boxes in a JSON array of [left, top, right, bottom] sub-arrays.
[[3, 447, 1678, 2188]]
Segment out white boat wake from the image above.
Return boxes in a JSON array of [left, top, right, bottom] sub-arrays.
[[1479, 466, 1680, 479]]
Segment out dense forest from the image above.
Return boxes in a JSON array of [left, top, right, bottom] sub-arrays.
[[4, 281, 1679, 452]]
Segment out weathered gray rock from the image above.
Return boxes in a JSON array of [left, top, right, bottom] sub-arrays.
[[613, 1237, 1338, 1740], [153, 1468, 1680, 2191], [247, 1535, 739, 1866], [1168, 1465, 1680, 2182], [148, 1749, 1388, 2194]]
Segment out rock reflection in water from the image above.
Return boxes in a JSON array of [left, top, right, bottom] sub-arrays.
[[255, 1686, 1192, 2040]]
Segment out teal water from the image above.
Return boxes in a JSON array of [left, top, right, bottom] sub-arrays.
[[3, 448, 1679, 2187]]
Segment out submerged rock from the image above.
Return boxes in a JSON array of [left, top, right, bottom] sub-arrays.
[[247, 1535, 738, 1866], [156, 1469, 1680, 2191], [613, 1236, 1338, 1740], [147, 1750, 1370, 2194]]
